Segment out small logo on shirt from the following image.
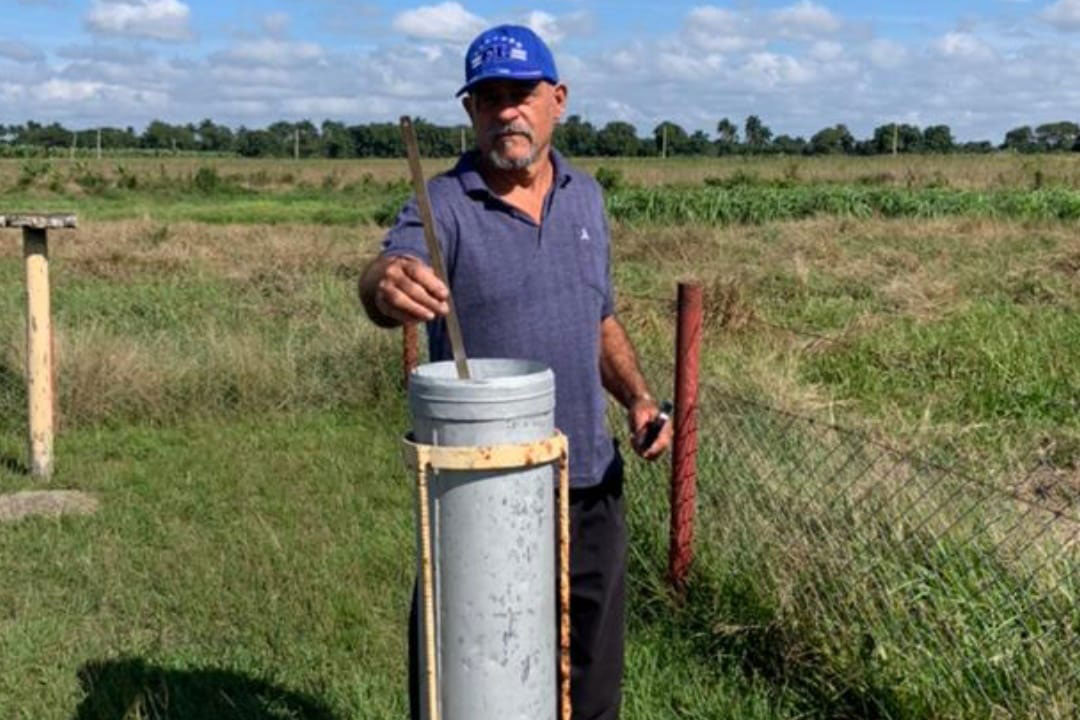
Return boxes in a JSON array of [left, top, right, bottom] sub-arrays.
[[579, 227, 590, 242]]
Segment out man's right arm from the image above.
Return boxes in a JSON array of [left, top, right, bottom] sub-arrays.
[[358, 254, 450, 328]]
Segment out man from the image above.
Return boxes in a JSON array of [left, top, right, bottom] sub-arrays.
[[358, 24, 672, 720]]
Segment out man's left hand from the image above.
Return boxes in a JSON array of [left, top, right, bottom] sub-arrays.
[[628, 396, 672, 460]]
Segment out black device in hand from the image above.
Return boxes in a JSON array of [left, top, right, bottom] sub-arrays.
[[637, 400, 673, 451]]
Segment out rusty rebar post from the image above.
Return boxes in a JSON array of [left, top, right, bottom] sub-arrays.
[[403, 322, 419, 389], [669, 282, 703, 590], [1, 213, 76, 478]]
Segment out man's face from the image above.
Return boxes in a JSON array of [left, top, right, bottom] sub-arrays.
[[464, 79, 567, 171]]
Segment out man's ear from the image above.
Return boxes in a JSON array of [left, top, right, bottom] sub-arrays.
[[461, 95, 474, 122], [553, 83, 568, 121]]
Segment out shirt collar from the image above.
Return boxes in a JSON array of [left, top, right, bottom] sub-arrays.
[[456, 148, 573, 197]]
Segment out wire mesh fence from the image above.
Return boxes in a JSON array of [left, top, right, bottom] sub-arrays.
[[620, 287, 1079, 716], [692, 383, 1078, 714]]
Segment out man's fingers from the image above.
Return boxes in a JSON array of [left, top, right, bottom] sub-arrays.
[[401, 261, 449, 301], [377, 257, 451, 322], [377, 284, 443, 323]]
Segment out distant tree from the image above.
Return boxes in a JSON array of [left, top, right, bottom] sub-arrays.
[[197, 118, 234, 152], [744, 115, 772, 153], [771, 134, 807, 155], [653, 121, 690, 156], [959, 140, 994, 154], [808, 124, 854, 155], [922, 125, 954, 153], [596, 121, 640, 156], [235, 127, 278, 157], [1035, 121, 1080, 151], [141, 120, 176, 150], [687, 130, 714, 156], [1002, 125, 1036, 152], [715, 117, 739, 155], [553, 115, 597, 156], [320, 120, 354, 158], [871, 123, 923, 154]]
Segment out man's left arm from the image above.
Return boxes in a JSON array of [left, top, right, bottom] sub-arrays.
[[600, 315, 672, 460]]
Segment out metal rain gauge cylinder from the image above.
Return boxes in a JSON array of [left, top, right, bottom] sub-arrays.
[[408, 358, 557, 720]]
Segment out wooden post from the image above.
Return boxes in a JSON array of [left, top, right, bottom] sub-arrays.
[[1, 213, 76, 478], [96, 128, 102, 160]]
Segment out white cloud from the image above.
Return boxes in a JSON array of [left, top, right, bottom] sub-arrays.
[[0, 40, 44, 63], [684, 6, 762, 52], [282, 96, 366, 115], [1041, 0, 1080, 31], [523, 10, 570, 45], [741, 52, 816, 86], [867, 38, 907, 68], [263, 12, 290, 36], [809, 40, 844, 62], [215, 40, 326, 68], [85, 0, 193, 42], [57, 44, 152, 64], [770, 1, 842, 36], [391, 2, 485, 43], [935, 31, 995, 62]]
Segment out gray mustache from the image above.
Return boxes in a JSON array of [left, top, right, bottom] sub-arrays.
[[487, 123, 534, 143]]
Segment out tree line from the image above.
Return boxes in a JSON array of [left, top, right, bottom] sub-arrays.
[[2, 116, 1079, 158]]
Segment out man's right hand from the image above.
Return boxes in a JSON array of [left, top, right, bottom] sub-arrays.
[[360, 255, 450, 326]]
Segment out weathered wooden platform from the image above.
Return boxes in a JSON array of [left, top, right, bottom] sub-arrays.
[[0, 213, 77, 229]]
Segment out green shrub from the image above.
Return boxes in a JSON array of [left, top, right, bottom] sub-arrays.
[[594, 166, 624, 192]]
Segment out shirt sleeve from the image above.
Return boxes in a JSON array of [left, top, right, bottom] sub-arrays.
[[381, 188, 457, 276], [382, 194, 430, 264]]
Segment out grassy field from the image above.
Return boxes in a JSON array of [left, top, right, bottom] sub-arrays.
[[0, 156, 1077, 718]]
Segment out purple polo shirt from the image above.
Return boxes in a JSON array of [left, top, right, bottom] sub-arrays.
[[382, 149, 616, 487]]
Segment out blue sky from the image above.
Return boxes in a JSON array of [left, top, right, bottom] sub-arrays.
[[4, 0, 1080, 142]]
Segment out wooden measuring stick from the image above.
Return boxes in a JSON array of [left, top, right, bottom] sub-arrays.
[[558, 447, 572, 720], [417, 462, 440, 720], [399, 117, 470, 380]]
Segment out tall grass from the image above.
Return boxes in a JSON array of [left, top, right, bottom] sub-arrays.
[[606, 185, 1080, 225]]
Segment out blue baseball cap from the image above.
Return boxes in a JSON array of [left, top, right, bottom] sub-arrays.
[[457, 25, 558, 97]]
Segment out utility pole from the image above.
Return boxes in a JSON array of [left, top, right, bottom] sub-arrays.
[[892, 124, 899, 156], [662, 124, 668, 159], [460, 126, 466, 153], [96, 128, 102, 160], [294, 128, 300, 160]]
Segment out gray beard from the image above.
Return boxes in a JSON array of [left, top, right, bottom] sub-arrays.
[[487, 145, 537, 171]]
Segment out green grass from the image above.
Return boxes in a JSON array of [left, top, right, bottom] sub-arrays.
[[0, 408, 800, 719], [805, 302, 1080, 428], [7, 159, 1080, 227], [0, 166, 1077, 717]]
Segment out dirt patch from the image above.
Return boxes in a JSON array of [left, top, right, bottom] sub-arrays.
[[0, 491, 99, 523]]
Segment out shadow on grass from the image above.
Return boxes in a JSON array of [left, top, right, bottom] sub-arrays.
[[0, 454, 28, 475], [71, 658, 340, 720], [0, 360, 26, 436]]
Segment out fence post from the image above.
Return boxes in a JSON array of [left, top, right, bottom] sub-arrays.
[[669, 282, 702, 590], [1, 213, 77, 478], [403, 322, 419, 388]]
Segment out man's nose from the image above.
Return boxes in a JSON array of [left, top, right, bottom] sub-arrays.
[[494, 102, 520, 122]]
